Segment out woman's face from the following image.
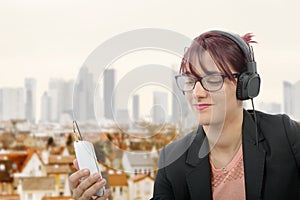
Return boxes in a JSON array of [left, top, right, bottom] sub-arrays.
[[184, 51, 243, 126]]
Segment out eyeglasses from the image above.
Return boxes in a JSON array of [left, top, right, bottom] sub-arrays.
[[175, 73, 239, 92]]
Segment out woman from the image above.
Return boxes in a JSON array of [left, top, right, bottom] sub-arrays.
[[151, 30, 300, 200]]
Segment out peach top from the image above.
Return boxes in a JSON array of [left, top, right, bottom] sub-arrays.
[[210, 144, 245, 200]]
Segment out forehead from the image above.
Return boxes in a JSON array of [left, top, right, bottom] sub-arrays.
[[184, 51, 221, 76]]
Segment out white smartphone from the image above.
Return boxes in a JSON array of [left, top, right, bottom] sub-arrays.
[[73, 121, 105, 196]]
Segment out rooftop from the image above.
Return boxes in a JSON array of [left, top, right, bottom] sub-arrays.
[[21, 177, 56, 191]]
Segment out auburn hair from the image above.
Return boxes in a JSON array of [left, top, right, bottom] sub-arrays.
[[180, 31, 257, 81]]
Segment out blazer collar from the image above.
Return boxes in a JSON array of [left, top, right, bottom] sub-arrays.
[[243, 109, 265, 144], [186, 126, 212, 199], [186, 125, 208, 167], [242, 109, 266, 200], [185, 109, 266, 200]]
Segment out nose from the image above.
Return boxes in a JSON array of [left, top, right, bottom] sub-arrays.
[[192, 81, 208, 98]]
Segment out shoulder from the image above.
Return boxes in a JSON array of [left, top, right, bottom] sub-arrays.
[[158, 128, 198, 168], [247, 109, 300, 135], [247, 109, 298, 127], [164, 129, 197, 154]]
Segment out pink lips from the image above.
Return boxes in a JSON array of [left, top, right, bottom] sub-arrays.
[[194, 104, 212, 111]]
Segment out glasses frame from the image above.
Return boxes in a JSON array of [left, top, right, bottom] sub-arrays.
[[175, 73, 239, 92]]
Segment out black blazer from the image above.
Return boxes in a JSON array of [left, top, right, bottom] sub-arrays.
[[151, 110, 300, 200]]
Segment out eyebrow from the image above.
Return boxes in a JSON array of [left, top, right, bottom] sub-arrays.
[[182, 70, 221, 76]]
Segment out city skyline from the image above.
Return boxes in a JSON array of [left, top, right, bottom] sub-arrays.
[[1, 0, 300, 122], [1, 74, 300, 123]]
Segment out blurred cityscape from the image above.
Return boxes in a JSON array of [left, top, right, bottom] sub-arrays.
[[1, 66, 300, 200]]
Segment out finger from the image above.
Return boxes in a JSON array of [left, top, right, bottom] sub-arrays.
[[73, 159, 79, 170], [94, 189, 111, 200], [73, 172, 102, 199], [97, 189, 110, 200], [69, 168, 89, 190]]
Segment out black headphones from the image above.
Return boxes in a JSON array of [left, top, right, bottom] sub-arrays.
[[211, 30, 261, 100]]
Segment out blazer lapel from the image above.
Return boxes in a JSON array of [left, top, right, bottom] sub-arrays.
[[243, 110, 266, 200], [186, 127, 212, 200], [184, 110, 266, 200]]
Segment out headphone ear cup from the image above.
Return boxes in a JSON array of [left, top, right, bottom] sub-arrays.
[[236, 73, 247, 100], [236, 73, 261, 100], [247, 73, 261, 98]]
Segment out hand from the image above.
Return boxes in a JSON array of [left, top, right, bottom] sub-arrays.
[[69, 159, 111, 200]]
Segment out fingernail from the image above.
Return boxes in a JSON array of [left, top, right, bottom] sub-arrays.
[[83, 169, 89, 175], [96, 179, 105, 187], [92, 173, 100, 180], [100, 178, 106, 184]]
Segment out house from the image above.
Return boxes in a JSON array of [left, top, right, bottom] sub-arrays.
[[45, 164, 71, 196], [0, 159, 14, 195], [42, 197, 73, 200], [44, 154, 76, 196], [122, 151, 156, 177], [20, 150, 45, 177], [128, 174, 154, 200], [18, 177, 57, 200], [0, 150, 28, 173], [108, 171, 129, 200], [48, 155, 75, 166], [0, 194, 20, 200]]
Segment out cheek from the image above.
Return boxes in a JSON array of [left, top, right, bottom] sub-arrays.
[[211, 85, 237, 106], [185, 93, 193, 103]]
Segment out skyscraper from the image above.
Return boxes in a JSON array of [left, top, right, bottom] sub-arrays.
[[40, 92, 51, 123], [283, 80, 300, 120], [61, 80, 74, 117], [132, 95, 139, 121], [40, 78, 74, 123], [152, 91, 168, 124], [48, 79, 62, 122], [0, 88, 25, 121], [283, 81, 293, 116], [293, 81, 300, 120], [73, 66, 94, 122], [104, 69, 115, 120], [25, 78, 37, 124], [259, 102, 281, 114]]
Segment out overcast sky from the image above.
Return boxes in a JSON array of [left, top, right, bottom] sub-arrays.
[[1, 0, 300, 120]]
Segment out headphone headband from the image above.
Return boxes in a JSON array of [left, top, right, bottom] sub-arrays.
[[210, 30, 254, 63], [210, 30, 260, 100]]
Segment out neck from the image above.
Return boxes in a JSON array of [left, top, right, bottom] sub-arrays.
[[203, 109, 243, 154]]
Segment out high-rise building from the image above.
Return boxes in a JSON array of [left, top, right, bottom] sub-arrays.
[[172, 74, 179, 124], [283, 81, 293, 116], [0, 88, 25, 121], [40, 79, 74, 123], [40, 92, 51, 123], [294, 81, 300, 120], [25, 78, 37, 124], [132, 95, 139, 121], [48, 79, 63, 122], [104, 69, 115, 120], [152, 91, 168, 124], [283, 80, 300, 120], [61, 80, 74, 117], [73, 66, 95, 122], [259, 102, 281, 114], [116, 109, 130, 125]]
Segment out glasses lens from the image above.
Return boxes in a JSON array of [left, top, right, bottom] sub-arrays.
[[176, 76, 195, 91], [202, 75, 223, 91]]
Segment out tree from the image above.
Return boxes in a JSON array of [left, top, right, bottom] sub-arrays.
[[47, 137, 55, 149], [94, 142, 106, 163]]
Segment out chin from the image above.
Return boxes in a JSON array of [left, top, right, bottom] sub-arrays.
[[195, 114, 211, 126], [196, 113, 225, 127]]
